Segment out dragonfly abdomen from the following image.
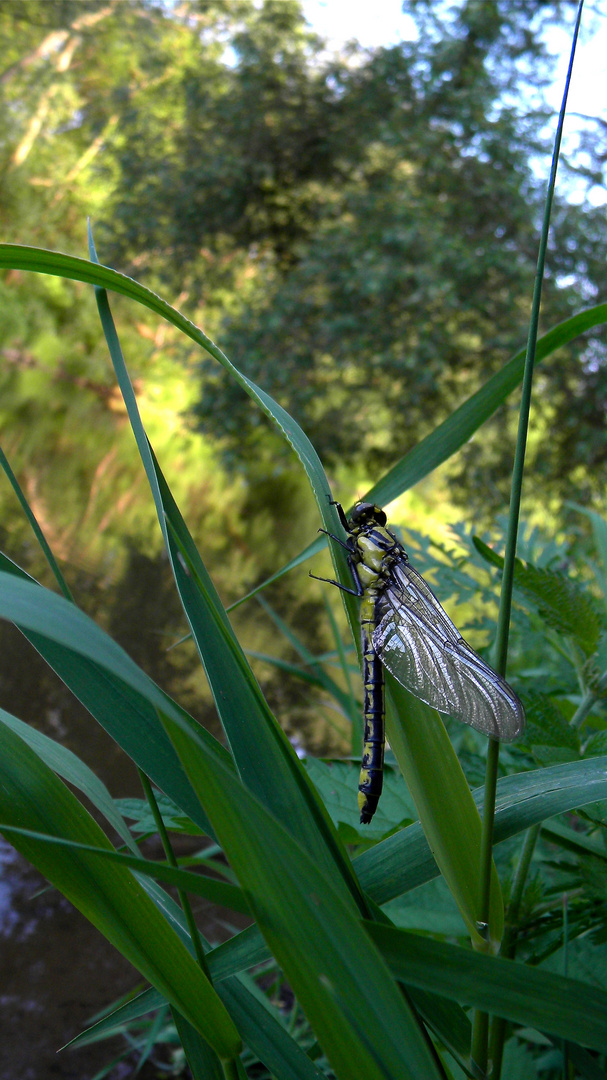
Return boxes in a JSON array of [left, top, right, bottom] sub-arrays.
[[358, 589, 385, 824]]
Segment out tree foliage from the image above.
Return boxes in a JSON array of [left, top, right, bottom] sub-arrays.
[[1, 0, 606, 522], [98, 0, 607, 515]]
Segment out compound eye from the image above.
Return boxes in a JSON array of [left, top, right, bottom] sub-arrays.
[[350, 502, 387, 527], [350, 501, 372, 525]]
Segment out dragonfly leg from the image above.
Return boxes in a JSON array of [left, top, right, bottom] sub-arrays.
[[309, 570, 360, 596], [318, 527, 352, 552], [328, 500, 350, 532]]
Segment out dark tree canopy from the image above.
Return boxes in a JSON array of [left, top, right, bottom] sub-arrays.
[[1, 0, 606, 519]]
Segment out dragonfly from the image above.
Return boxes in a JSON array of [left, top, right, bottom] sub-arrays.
[[312, 501, 525, 824]]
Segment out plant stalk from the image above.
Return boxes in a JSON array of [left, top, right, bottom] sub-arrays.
[[473, 2, 584, 1071], [489, 823, 541, 1080], [138, 768, 210, 978]]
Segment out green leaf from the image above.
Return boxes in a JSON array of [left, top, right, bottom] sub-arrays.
[[366, 305, 607, 509], [385, 682, 505, 950], [541, 819, 607, 861], [172, 1012, 225, 1080], [218, 978, 329, 1080], [0, 722, 241, 1060], [0, 705, 138, 853], [4, 241, 606, 585], [364, 922, 607, 1053], [0, 552, 226, 838], [523, 691, 580, 752], [356, 756, 607, 905], [0, 825, 251, 913], [116, 793, 206, 836], [255, 302, 607, 587], [161, 706, 443, 1080], [304, 757, 418, 838], [89, 263, 366, 912], [568, 503, 607, 608]]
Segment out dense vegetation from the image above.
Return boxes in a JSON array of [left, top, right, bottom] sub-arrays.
[[1, 3, 607, 1078]]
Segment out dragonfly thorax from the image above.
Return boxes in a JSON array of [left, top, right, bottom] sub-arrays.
[[354, 529, 404, 595]]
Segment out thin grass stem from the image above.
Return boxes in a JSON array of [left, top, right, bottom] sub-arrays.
[[489, 822, 541, 1080], [0, 444, 74, 602], [138, 768, 210, 979], [473, 2, 584, 1070]]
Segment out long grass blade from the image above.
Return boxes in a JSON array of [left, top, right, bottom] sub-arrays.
[[0, 723, 241, 1060], [365, 922, 607, 1054], [475, 4, 584, 1068], [355, 755, 607, 904], [88, 236, 369, 913], [160, 706, 443, 1080]]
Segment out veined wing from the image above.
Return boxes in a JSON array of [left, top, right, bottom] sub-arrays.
[[373, 561, 525, 740]]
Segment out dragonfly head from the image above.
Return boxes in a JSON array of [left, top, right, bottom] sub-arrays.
[[349, 502, 387, 529]]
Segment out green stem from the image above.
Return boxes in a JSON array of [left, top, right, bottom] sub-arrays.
[[222, 1055, 244, 1080], [471, 1010, 489, 1080], [138, 768, 210, 978], [473, 4, 583, 1071], [493, 0, 583, 682], [570, 667, 607, 729], [562, 893, 570, 1080], [504, 823, 541, 957], [490, 823, 541, 1079], [478, 738, 500, 932], [471, 737, 500, 1076], [570, 688, 599, 730]]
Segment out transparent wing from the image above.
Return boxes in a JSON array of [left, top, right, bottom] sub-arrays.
[[373, 561, 525, 740]]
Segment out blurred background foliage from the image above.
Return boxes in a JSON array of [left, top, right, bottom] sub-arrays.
[[0, 0, 606, 756]]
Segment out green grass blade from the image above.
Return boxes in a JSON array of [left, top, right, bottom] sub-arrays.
[[0, 555, 226, 837], [0, 705, 138, 853], [384, 682, 504, 950], [254, 594, 355, 717], [160, 708, 443, 1080], [0, 244, 603, 516], [476, 7, 584, 1060], [0, 722, 241, 1060], [0, 444, 73, 601], [367, 305, 606, 508], [356, 756, 607, 904], [0, 569, 425, 1073], [68, 918, 325, 1080], [233, 302, 607, 601], [171, 1012, 225, 1080], [88, 260, 366, 912], [1, 241, 605, 609], [365, 922, 607, 1054], [0, 825, 250, 913], [218, 980, 330, 1080], [63, 986, 163, 1049]]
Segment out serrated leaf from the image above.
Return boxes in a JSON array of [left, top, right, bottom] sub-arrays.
[[474, 539, 602, 656], [304, 757, 417, 838], [116, 794, 205, 836], [523, 691, 580, 750], [584, 731, 607, 757]]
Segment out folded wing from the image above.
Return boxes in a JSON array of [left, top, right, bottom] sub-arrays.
[[373, 561, 525, 740]]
